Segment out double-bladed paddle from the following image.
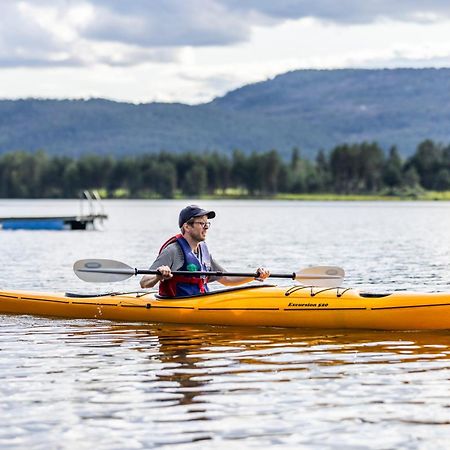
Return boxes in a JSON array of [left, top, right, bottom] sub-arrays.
[[73, 259, 345, 287]]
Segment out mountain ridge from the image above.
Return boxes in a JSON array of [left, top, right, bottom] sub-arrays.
[[1, 68, 450, 158]]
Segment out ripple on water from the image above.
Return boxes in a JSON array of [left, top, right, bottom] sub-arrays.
[[0, 319, 449, 449]]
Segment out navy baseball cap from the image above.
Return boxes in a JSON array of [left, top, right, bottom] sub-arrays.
[[179, 205, 216, 227]]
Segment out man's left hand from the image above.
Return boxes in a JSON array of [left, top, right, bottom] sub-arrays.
[[255, 267, 270, 281]]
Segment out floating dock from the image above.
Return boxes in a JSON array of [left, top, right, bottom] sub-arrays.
[[0, 191, 107, 231], [0, 214, 107, 230]]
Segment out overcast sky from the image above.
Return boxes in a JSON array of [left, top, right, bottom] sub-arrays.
[[1, 0, 450, 104]]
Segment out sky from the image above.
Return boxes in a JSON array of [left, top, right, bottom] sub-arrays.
[[2, 0, 450, 104]]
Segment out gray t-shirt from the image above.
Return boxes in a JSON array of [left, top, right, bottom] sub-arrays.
[[150, 242, 225, 281]]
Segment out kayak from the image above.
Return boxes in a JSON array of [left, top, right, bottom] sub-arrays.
[[1, 284, 450, 330]]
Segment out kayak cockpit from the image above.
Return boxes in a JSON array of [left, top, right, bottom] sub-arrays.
[[155, 284, 276, 299]]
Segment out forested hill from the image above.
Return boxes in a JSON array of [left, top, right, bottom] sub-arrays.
[[1, 68, 450, 158]]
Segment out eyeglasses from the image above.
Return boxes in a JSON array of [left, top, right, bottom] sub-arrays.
[[189, 221, 211, 229]]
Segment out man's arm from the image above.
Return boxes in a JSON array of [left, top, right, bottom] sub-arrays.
[[210, 256, 270, 286], [140, 266, 172, 289], [140, 244, 182, 289]]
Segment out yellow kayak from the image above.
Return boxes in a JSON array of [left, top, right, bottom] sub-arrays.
[[1, 285, 450, 330]]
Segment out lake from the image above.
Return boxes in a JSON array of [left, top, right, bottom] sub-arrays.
[[0, 199, 449, 449]]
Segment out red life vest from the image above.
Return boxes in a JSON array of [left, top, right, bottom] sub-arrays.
[[158, 234, 212, 297]]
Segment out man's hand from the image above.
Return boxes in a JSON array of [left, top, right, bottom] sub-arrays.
[[255, 267, 270, 282], [157, 265, 173, 280]]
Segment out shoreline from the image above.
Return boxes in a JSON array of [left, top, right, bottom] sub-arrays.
[[186, 190, 450, 201], [2, 191, 450, 201]]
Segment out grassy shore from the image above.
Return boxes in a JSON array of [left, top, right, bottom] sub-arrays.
[[107, 188, 450, 201], [201, 189, 450, 201], [274, 191, 450, 201]]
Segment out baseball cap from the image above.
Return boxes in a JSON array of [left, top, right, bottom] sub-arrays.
[[179, 205, 216, 228]]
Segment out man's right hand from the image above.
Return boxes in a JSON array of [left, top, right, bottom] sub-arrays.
[[157, 265, 173, 280]]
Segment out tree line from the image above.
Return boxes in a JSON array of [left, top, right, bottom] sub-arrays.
[[1, 139, 450, 198]]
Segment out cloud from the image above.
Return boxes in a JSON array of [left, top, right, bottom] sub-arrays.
[[0, 0, 184, 67], [0, 2, 67, 67], [83, 0, 249, 46], [2, 0, 450, 68], [223, 0, 450, 24]]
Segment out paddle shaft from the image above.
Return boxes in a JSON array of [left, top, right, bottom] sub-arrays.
[[76, 267, 337, 280]]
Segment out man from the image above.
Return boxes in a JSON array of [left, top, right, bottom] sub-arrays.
[[140, 204, 270, 296]]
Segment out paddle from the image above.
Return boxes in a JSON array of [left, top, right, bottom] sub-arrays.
[[74, 259, 345, 287]]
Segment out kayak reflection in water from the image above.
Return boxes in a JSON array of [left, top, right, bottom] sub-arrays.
[[140, 205, 270, 297]]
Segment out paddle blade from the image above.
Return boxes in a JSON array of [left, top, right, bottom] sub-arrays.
[[295, 266, 345, 287], [74, 259, 135, 283]]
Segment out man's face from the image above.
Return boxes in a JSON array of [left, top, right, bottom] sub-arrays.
[[186, 215, 210, 242]]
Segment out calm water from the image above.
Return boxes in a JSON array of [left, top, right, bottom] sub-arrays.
[[1, 200, 450, 449]]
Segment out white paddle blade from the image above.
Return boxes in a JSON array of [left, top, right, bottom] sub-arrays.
[[295, 266, 345, 287], [74, 259, 135, 283]]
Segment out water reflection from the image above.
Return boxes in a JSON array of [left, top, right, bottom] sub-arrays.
[[1, 317, 450, 448]]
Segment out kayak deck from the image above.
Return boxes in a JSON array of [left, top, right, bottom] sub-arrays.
[[1, 285, 449, 330]]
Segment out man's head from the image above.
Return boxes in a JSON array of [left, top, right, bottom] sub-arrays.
[[179, 205, 216, 228], [179, 205, 216, 240]]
